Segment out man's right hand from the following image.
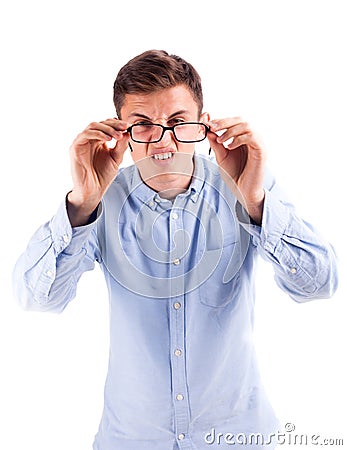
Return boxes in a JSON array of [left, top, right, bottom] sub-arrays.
[[67, 119, 130, 227]]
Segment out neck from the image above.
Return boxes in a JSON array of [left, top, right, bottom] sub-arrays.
[[144, 173, 192, 198]]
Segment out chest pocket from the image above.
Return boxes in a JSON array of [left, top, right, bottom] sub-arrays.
[[197, 234, 241, 308]]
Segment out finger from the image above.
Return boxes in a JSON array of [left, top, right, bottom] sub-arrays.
[[101, 118, 129, 131], [207, 131, 229, 161], [226, 135, 251, 150], [73, 129, 114, 146], [73, 127, 129, 148], [87, 121, 128, 140], [208, 117, 244, 132], [107, 134, 130, 165], [215, 123, 252, 144], [227, 134, 262, 151]]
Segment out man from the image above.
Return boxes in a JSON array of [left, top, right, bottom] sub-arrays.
[[13, 50, 338, 449]]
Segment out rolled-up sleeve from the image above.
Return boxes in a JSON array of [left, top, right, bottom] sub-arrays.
[[237, 180, 338, 302], [13, 198, 102, 313]]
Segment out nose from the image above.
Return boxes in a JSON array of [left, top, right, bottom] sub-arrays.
[[153, 127, 175, 146]]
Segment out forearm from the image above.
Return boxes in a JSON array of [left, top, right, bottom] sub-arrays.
[[237, 186, 338, 301], [67, 190, 102, 227], [246, 192, 265, 226], [13, 198, 100, 312]]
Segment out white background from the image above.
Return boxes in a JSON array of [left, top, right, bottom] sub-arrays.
[[0, 1, 346, 449]]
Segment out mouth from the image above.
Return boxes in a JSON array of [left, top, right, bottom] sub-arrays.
[[152, 152, 174, 161]]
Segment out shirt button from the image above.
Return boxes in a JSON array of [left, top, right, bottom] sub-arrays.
[[45, 270, 53, 277], [148, 200, 155, 208], [290, 267, 297, 274], [173, 258, 181, 265], [173, 302, 181, 310], [178, 433, 185, 440], [174, 349, 182, 357], [171, 212, 178, 220], [63, 234, 69, 243], [176, 394, 184, 401]]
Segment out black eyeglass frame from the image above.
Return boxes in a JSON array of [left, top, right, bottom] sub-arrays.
[[126, 122, 210, 144]]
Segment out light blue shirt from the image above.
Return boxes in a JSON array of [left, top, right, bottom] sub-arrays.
[[13, 155, 338, 449]]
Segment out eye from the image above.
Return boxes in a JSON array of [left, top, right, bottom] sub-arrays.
[[169, 118, 186, 125], [135, 121, 152, 126]]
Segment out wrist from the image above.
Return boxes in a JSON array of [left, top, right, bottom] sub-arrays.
[[246, 191, 265, 226], [66, 191, 101, 227]]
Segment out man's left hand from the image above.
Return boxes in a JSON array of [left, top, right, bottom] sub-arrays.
[[207, 117, 266, 225]]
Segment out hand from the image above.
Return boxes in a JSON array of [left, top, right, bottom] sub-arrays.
[[207, 117, 266, 224], [67, 118, 129, 226]]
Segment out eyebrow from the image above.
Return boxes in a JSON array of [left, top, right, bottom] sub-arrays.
[[128, 110, 191, 120]]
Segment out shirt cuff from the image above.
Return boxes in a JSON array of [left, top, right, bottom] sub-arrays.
[[235, 189, 290, 251], [49, 196, 103, 255]]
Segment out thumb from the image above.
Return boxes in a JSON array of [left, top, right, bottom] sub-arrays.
[[109, 132, 130, 167], [207, 132, 228, 164]]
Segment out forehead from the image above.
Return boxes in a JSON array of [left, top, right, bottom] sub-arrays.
[[121, 85, 199, 119]]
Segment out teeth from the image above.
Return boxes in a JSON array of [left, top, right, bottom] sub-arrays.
[[153, 152, 173, 160]]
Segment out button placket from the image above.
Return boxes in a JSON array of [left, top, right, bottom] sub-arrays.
[[168, 201, 191, 447]]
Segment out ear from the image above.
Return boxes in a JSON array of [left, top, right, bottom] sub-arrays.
[[200, 112, 210, 123]]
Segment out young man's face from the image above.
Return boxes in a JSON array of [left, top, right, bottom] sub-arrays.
[[120, 85, 209, 195]]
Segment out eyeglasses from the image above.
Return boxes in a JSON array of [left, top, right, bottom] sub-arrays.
[[127, 122, 210, 144]]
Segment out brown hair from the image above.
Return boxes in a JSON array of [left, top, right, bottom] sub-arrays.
[[113, 50, 203, 117]]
